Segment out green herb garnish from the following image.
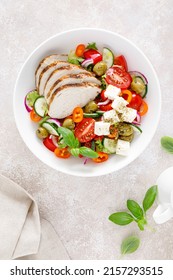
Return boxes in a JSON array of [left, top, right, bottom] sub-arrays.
[[58, 127, 98, 159], [121, 236, 140, 256], [26, 90, 39, 106], [108, 185, 158, 231], [161, 136, 173, 154], [86, 42, 98, 50]]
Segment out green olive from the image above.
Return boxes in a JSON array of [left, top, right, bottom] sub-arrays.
[[131, 76, 145, 94], [84, 101, 98, 113], [118, 123, 134, 136], [62, 118, 75, 130], [36, 127, 49, 139], [93, 61, 107, 76], [119, 134, 134, 142]]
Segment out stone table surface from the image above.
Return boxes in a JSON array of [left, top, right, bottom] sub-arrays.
[[0, 0, 173, 259]]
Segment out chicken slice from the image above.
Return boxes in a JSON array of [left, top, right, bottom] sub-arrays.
[[48, 83, 101, 119], [35, 54, 68, 89]]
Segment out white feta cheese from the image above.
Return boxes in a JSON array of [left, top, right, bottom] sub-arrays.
[[103, 109, 120, 124], [115, 139, 130, 156], [111, 96, 128, 113], [104, 85, 121, 100], [120, 107, 137, 123], [94, 121, 111, 136]]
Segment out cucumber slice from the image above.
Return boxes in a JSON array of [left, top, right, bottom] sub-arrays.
[[42, 122, 59, 136], [102, 47, 114, 68], [83, 112, 100, 118], [103, 138, 117, 154], [33, 96, 48, 117]]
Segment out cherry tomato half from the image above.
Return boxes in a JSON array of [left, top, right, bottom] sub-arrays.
[[106, 66, 132, 89], [114, 55, 128, 71], [75, 44, 85, 57], [128, 93, 143, 111], [92, 152, 108, 163], [54, 147, 71, 159], [72, 107, 83, 123], [83, 49, 102, 64], [75, 118, 95, 143], [43, 137, 57, 152]]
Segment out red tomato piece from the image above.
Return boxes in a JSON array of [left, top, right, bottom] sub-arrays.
[[83, 49, 102, 64], [128, 93, 143, 111], [75, 118, 95, 143], [100, 90, 107, 101], [99, 101, 112, 111], [43, 137, 57, 152], [114, 55, 128, 71], [106, 66, 132, 89]]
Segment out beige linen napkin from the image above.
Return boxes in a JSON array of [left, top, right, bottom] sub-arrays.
[[0, 174, 70, 260]]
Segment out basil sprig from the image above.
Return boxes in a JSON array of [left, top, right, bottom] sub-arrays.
[[161, 136, 173, 154], [58, 127, 98, 159], [86, 42, 98, 50], [121, 236, 140, 256], [109, 185, 158, 231]]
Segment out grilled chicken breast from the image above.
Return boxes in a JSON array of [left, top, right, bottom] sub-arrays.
[[35, 54, 68, 89], [48, 83, 101, 119], [45, 72, 101, 103], [35, 54, 102, 118]]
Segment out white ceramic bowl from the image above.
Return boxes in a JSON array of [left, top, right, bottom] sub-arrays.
[[13, 28, 161, 177]]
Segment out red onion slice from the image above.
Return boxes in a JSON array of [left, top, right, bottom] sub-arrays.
[[81, 58, 94, 68], [132, 112, 141, 125], [129, 71, 148, 84], [97, 99, 110, 106], [47, 118, 62, 127], [51, 135, 59, 147], [24, 95, 32, 112]]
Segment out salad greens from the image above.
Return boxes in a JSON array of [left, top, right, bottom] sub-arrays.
[[86, 42, 98, 50]]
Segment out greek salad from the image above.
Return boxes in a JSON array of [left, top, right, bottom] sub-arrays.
[[24, 42, 148, 163]]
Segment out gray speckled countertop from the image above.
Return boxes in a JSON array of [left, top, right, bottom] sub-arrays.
[[0, 0, 173, 259]]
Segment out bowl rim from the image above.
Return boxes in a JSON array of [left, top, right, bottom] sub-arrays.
[[13, 28, 161, 177]]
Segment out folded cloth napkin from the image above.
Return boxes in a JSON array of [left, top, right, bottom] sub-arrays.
[[0, 174, 70, 260]]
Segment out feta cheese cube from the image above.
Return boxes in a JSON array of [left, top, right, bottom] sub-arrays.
[[94, 121, 111, 136], [111, 96, 128, 113], [104, 85, 121, 100], [103, 109, 120, 124], [115, 139, 130, 156], [120, 107, 137, 123]]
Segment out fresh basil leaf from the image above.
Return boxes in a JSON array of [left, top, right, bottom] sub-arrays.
[[143, 185, 158, 212], [58, 127, 76, 148], [161, 136, 173, 154], [127, 200, 144, 220], [137, 218, 147, 231], [109, 212, 134, 226], [79, 147, 98, 158], [86, 42, 98, 50], [70, 148, 80, 157], [121, 236, 140, 255]]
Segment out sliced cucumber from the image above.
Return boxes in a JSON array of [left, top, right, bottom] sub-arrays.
[[102, 47, 114, 69], [42, 122, 59, 136], [103, 138, 117, 154], [83, 112, 100, 118], [33, 96, 48, 117]]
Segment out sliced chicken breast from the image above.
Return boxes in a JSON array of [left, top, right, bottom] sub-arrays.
[[45, 72, 100, 103], [35, 54, 68, 89], [48, 83, 101, 119], [37, 61, 72, 95]]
